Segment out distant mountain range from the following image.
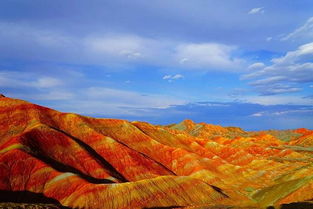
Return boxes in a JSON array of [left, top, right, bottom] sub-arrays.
[[1, 95, 313, 209]]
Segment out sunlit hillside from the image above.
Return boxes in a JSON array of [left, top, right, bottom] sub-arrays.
[[1, 95, 313, 209]]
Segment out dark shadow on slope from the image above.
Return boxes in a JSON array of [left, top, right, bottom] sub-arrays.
[[280, 202, 313, 209], [209, 185, 230, 198], [26, 145, 116, 184], [47, 126, 128, 182], [143, 207, 184, 209], [21, 132, 117, 184], [0, 190, 71, 208], [105, 134, 177, 176], [198, 180, 230, 199], [118, 124, 177, 176]]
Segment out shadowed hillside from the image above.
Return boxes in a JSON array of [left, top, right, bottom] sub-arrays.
[[1, 96, 313, 209]]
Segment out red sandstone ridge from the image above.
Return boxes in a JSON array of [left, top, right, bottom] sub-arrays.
[[1, 96, 313, 209]]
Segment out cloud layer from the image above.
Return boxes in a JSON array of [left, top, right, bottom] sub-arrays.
[[243, 42, 313, 95], [0, 22, 245, 72], [281, 16, 313, 41], [248, 7, 265, 15]]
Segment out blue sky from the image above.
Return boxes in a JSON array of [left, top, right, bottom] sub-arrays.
[[0, 0, 313, 130]]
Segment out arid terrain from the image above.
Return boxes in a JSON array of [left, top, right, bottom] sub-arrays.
[[1, 95, 313, 209]]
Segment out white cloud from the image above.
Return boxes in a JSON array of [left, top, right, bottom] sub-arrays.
[[179, 58, 189, 64], [48, 87, 186, 116], [251, 112, 263, 117], [281, 17, 313, 41], [272, 42, 313, 65], [249, 76, 288, 85], [86, 87, 184, 108], [244, 95, 313, 105], [33, 77, 63, 88], [85, 35, 147, 59], [0, 72, 27, 87], [0, 71, 73, 101], [242, 42, 313, 95], [175, 43, 244, 70], [248, 62, 265, 70], [0, 71, 63, 89], [162, 75, 172, 80], [271, 109, 313, 116], [172, 74, 184, 79], [248, 7, 265, 15], [163, 74, 184, 82], [256, 85, 301, 95], [83, 34, 177, 67], [250, 109, 313, 117]]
